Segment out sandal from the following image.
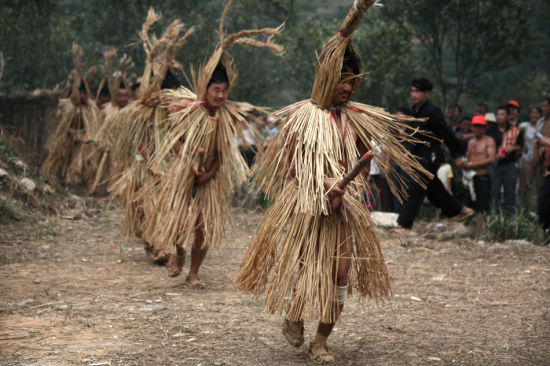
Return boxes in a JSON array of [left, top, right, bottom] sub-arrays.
[[308, 342, 334, 363], [166, 251, 185, 277], [282, 318, 304, 347], [185, 273, 206, 289], [152, 250, 170, 265]]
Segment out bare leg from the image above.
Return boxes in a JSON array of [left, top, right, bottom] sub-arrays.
[[310, 221, 352, 362], [166, 244, 185, 277], [187, 213, 208, 288]]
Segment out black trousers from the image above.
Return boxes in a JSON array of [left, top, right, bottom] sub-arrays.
[[397, 175, 463, 228], [538, 175, 550, 232], [474, 174, 491, 213]]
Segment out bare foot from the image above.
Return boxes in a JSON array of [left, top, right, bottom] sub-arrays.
[[185, 273, 205, 289], [166, 251, 185, 277]]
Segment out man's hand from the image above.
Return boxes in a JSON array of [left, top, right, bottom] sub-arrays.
[[453, 157, 465, 168], [192, 162, 212, 185], [324, 177, 346, 211]]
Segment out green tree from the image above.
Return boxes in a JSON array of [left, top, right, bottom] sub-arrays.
[[384, 0, 534, 109]]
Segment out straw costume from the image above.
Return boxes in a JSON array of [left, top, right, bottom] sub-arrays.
[[41, 44, 101, 187], [109, 9, 194, 258], [236, 0, 430, 362], [139, 0, 283, 288], [90, 53, 134, 193]]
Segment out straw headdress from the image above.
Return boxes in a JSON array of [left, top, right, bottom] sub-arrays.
[[59, 44, 95, 105], [111, 54, 134, 106], [193, 0, 284, 101], [137, 8, 195, 102], [95, 49, 117, 105]]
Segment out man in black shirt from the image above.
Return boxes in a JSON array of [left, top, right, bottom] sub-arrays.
[[397, 78, 473, 228]]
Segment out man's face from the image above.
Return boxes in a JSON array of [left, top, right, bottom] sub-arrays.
[[98, 95, 110, 107], [471, 124, 486, 138], [474, 105, 486, 116], [541, 100, 550, 117], [508, 106, 519, 120], [410, 86, 429, 107], [80, 91, 88, 105], [529, 107, 541, 123], [459, 119, 470, 133], [496, 109, 508, 125], [205, 82, 228, 110], [331, 72, 354, 106], [116, 89, 130, 108], [447, 106, 461, 121]]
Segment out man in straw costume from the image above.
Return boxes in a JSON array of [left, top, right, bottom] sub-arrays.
[[236, 0, 430, 362], [109, 9, 194, 264], [41, 44, 101, 190], [89, 53, 134, 194], [139, 0, 283, 289]]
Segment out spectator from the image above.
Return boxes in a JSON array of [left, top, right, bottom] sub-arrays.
[[447, 104, 462, 131], [475, 103, 489, 116], [455, 116, 473, 154], [490, 106, 524, 211], [535, 135, 550, 245], [463, 115, 496, 222], [507, 99, 520, 127], [396, 78, 473, 229], [235, 119, 259, 168], [537, 97, 550, 138], [518, 107, 542, 211]]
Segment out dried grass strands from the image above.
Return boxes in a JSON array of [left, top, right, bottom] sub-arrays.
[[237, 182, 390, 323], [95, 49, 117, 105], [41, 99, 101, 185], [108, 101, 168, 236], [137, 87, 249, 252], [137, 8, 195, 101]]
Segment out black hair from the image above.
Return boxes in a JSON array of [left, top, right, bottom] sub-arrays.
[[79, 80, 87, 92], [448, 104, 462, 114], [530, 106, 542, 115], [476, 103, 488, 113], [341, 46, 361, 75], [99, 84, 110, 97], [411, 78, 433, 92], [396, 106, 412, 116], [496, 105, 509, 114], [161, 69, 180, 89], [118, 81, 127, 90], [207, 63, 229, 88]]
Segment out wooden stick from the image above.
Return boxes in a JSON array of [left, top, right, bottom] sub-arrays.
[[338, 150, 376, 189]]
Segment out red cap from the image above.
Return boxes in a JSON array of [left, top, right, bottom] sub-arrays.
[[507, 99, 520, 109], [471, 115, 487, 126]]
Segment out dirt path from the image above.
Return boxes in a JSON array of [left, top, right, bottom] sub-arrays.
[[1, 201, 549, 365]]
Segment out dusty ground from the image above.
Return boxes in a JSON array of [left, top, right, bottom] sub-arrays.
[[0, 200, 549, 366]]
